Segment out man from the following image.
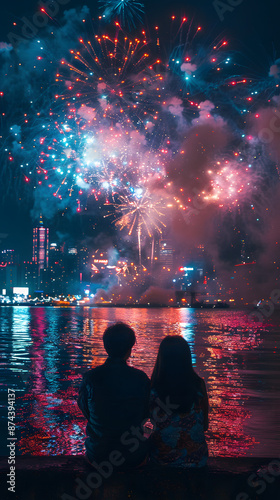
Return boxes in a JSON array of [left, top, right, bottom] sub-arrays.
[[78, 322, 150, 469]]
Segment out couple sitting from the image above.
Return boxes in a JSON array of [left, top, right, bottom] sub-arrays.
[[78, 322, 209, 472]]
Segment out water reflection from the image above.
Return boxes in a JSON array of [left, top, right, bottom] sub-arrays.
[[0, 307, 279, 457]]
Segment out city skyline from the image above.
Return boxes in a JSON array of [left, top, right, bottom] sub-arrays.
[[0, 213, 263, 307]]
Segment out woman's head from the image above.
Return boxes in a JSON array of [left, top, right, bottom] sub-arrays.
[[155, 335, 193, 370], [151, 335, 200, 412]]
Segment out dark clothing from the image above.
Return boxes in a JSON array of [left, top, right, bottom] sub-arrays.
[[149, 380, 209, 468], [78, 358, 150, 466]]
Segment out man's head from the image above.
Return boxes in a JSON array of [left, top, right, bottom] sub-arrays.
[[103, 322, 136, 359]]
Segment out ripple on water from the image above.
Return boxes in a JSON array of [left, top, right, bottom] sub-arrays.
[[0, 306, 279, 457]]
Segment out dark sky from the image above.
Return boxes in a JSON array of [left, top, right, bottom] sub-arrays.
[[0, 0, 280, 258], [1, 0, 279, 51]]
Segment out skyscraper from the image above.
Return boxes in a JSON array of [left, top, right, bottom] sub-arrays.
[[159, 239, 174, 271], [32, 216, 49, 280]]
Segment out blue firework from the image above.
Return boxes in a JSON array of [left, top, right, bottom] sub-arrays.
[[99, 0, 145, 29]]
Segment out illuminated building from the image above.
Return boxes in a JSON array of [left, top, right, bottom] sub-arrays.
[[64, 247, 79, 294], [68, 248, 78, 255], [32, 216, 49, 280], [23, 261, 38, 294], [4, 265, 18, 296], [0, 249, 19, 295], [1, 249, 17, 265], [159, 239, 174, 272], [78, 247, 90, 282], [42, 243, 64, 295]]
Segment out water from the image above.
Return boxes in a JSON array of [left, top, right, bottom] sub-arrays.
[[1, 306, 279, 458]]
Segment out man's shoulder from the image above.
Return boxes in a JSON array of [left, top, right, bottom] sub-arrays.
[[126, 364, 150, 383], [82, 363, 106, 382], [82, 362, 149, 385]]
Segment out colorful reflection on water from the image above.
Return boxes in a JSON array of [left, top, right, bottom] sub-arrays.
[[1, 307, 280, 457]]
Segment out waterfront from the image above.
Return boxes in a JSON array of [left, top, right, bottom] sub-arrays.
[[1, 307, 280, 458]]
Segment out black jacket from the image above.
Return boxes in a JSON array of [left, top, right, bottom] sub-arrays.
[[78, 357, 150, 465]]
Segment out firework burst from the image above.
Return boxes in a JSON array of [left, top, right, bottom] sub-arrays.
[[99, 0, 145, 29], [111, 191, 166, 264], [57, 29, 169, 132], [204, 160, 259, 207], [35, 112, 167, 209], [1, 8, 277, 256]]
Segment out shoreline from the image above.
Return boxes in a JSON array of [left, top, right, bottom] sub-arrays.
[[0, 455, 279, 500], [0, 303, 232, 309]]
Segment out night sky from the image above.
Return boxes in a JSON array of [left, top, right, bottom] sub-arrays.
[[0, 0, 280, 259]]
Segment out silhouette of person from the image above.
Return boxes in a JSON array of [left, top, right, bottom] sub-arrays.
[[78, 322, 150, 469], [150, 335, 209, 468]]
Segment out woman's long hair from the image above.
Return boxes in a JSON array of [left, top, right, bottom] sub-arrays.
[[151, 336, 202, 412]]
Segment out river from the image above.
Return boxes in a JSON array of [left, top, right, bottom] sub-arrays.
[[1, 306, 279, 458]]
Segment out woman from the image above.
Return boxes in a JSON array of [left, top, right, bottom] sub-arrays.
[[149, 335, 209, 468]]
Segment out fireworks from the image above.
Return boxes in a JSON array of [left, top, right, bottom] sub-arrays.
[[1, 6, 279, 263], [204, 160, 259, 207], [111, 191, 166, 265], [99, 0, 145, 29], [57, 30, 168, 131], [36, 114, 167, 209], [47, 19, 246, 215]]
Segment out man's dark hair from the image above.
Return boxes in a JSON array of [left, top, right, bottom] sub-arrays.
[[103, 322, 136, 358]]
